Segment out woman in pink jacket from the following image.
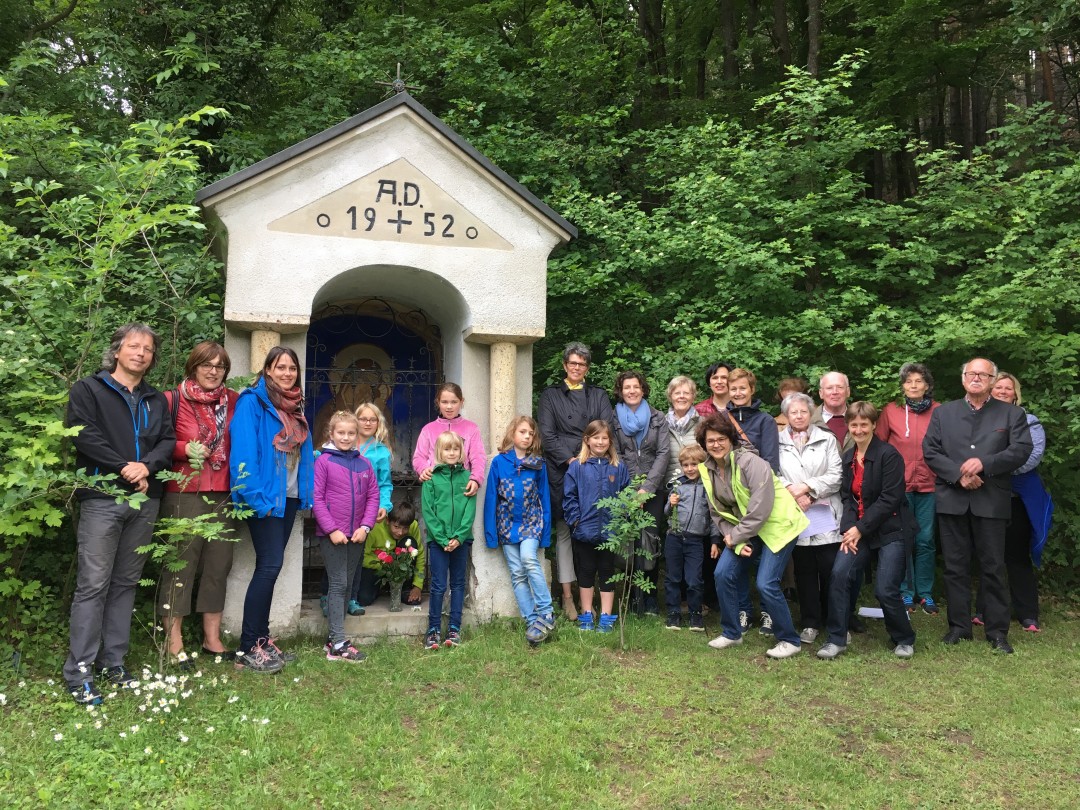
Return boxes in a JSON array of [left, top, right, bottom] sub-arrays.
[[875, 362, 940, 614], [412, 383, 487, 495]]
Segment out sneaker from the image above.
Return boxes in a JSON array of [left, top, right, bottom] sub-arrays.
[[738, 610, 751, 633], [1020, 618, 1041, 632], [70, 681, 104, 706], [893, 644, 915, 659], [424, 629, 441, 650], [817, 642, 846, 660], [577, 611, 595, 632], [665, 612, 682, 630], [444, 627, 462, 647], [234, 643, 285, 674], [643, 596, 659, 616], [971, 614, 984, 626], [903, 594, 915, 613], [920, 597, 939, 615], [265, 637, 296, 664], [799, 627, 819, 644], [688, 613, 705, 632], [766, 640, 802, 659], [597, 613, 619, 633], [758, 612, 774, 636], [320, 595, 328, 617], [325, 640, 367, 663], [97, 665, 138, 688], [526, 614, 556, 645], [708, 634, 742, 649], [347, 600, 365, 616]]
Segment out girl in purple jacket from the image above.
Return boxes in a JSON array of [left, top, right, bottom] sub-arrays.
[[314, 411, 380, 663]]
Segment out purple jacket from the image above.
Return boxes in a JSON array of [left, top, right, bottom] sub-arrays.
[[313, 447, 380, 538]]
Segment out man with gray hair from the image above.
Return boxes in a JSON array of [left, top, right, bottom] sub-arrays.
[[922, 357, 1032, 654], [811, 371, 854, 452], [63, 323, 175, 703]]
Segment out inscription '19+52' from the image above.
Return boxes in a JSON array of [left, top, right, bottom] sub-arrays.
[[314, 179, 480, 241]]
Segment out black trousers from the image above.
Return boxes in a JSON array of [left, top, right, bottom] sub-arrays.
[[939, 510, 1009, 639], [793, 543, 840, 630], [976, 496, 1040, 623]]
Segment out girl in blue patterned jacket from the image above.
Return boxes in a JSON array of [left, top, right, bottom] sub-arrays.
[[564, 420, 631, 632], [485, 416, 554, 645]]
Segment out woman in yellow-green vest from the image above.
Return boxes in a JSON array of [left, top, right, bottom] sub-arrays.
[[697, 413, 809, 659]]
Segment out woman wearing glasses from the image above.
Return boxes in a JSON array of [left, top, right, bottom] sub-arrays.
[[158, 342, 240, 665]]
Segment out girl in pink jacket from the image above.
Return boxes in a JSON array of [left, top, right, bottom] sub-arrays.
[[412, 383, 487, 495]]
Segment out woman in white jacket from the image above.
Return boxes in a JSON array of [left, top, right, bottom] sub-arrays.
[[777, 392, 843, 645]]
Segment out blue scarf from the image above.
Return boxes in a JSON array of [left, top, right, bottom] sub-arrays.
[[616, 401, 651, 448]]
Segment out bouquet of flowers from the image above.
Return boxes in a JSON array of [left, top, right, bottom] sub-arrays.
[[374, 538, 418, 587]]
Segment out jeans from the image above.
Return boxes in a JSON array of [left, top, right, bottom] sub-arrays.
[[826, 539, 914, 647], [64, 497, 160, 686], [715, 539, 798, 645], [502, 537, 553, 624], [902, 491, 937, 601], [428, 541, 470, 631], [664, 532, 705, 614], [320, 535, 364, 645], [240, 498, 300, 651]]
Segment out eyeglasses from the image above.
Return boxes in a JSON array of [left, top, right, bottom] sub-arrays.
[[565, 361, 588, 368], [357, 416, 378, 423], [963, 372, 992, 380], [705, 438, 730, 446], [198, 363, 227, 372]]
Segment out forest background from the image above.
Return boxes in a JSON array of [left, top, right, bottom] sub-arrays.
[[1, 0, 1078, 668]]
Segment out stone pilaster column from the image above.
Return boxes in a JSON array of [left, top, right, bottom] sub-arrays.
[[488, 341, 517, 447], [250, 329, 281, 371]]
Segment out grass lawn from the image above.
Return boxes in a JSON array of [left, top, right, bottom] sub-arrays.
[[3, 603, 1079, 809]]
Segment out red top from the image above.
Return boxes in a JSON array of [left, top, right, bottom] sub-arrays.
[[851, 453, 866, 519], [875, 401, 939, 493], [164, 388, 239, 493]]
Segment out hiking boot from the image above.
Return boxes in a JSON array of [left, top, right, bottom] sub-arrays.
[[597, 613, 618, 633], [665, 612, 682, 630], [325, 640, 367, 663], [234, 643, 284, 674], [70, 681, 104, 706], [758, 612, 774, 636], [577, 611, 595, 632], [688, 613, 705, 632], [97, 665, 138, 688], [444, 627, 462, 648], [347, 600, 365, 616], [424, 629, 441, 650]]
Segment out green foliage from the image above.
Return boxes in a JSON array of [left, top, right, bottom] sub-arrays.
[[597, 476, 659, 649]]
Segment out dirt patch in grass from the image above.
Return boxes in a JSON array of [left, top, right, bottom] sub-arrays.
[[601, 647, 651, 668]]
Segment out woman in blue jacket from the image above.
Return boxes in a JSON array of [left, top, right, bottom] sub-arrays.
[[229, 346, 314, 673]]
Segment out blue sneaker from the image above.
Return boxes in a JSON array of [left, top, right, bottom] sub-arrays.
[[70, 681, 103, 706], [577, 611, 594, 631], [903, 594, 915, 613], [920, 597, 939, 615], [526, 614, 556, 645], [347, 599, 365, 616], [597, 613, 618, 633]]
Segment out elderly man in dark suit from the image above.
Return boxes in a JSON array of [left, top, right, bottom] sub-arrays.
[[922, 357, 1032, 654]]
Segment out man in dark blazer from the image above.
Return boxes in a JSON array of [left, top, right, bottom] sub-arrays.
[[922, 357, 1032, 653]]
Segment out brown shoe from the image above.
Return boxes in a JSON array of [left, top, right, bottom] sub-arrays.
[[562, 594, 578, 621]]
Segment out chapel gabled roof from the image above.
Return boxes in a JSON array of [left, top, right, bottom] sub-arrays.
[[194, 92, 576, 240]]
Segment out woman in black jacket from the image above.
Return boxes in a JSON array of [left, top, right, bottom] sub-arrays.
[[817, 402, 916, 660]]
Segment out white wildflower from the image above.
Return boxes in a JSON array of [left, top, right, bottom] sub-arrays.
[[54, 733, 63, 742]]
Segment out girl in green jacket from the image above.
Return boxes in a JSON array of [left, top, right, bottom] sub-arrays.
[[421, 431, 476, 649]]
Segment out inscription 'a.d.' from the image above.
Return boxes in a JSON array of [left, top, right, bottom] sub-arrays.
[[269, 159, 512, 251]]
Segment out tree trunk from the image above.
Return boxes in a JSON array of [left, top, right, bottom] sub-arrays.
[[773, 0, 792, 66], [806, 0, 821, 77], [719, 0, 740, 81]]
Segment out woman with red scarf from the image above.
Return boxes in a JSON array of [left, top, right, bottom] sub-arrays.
[[229, 346, 314, 673], [159, 342, 239, 665]]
